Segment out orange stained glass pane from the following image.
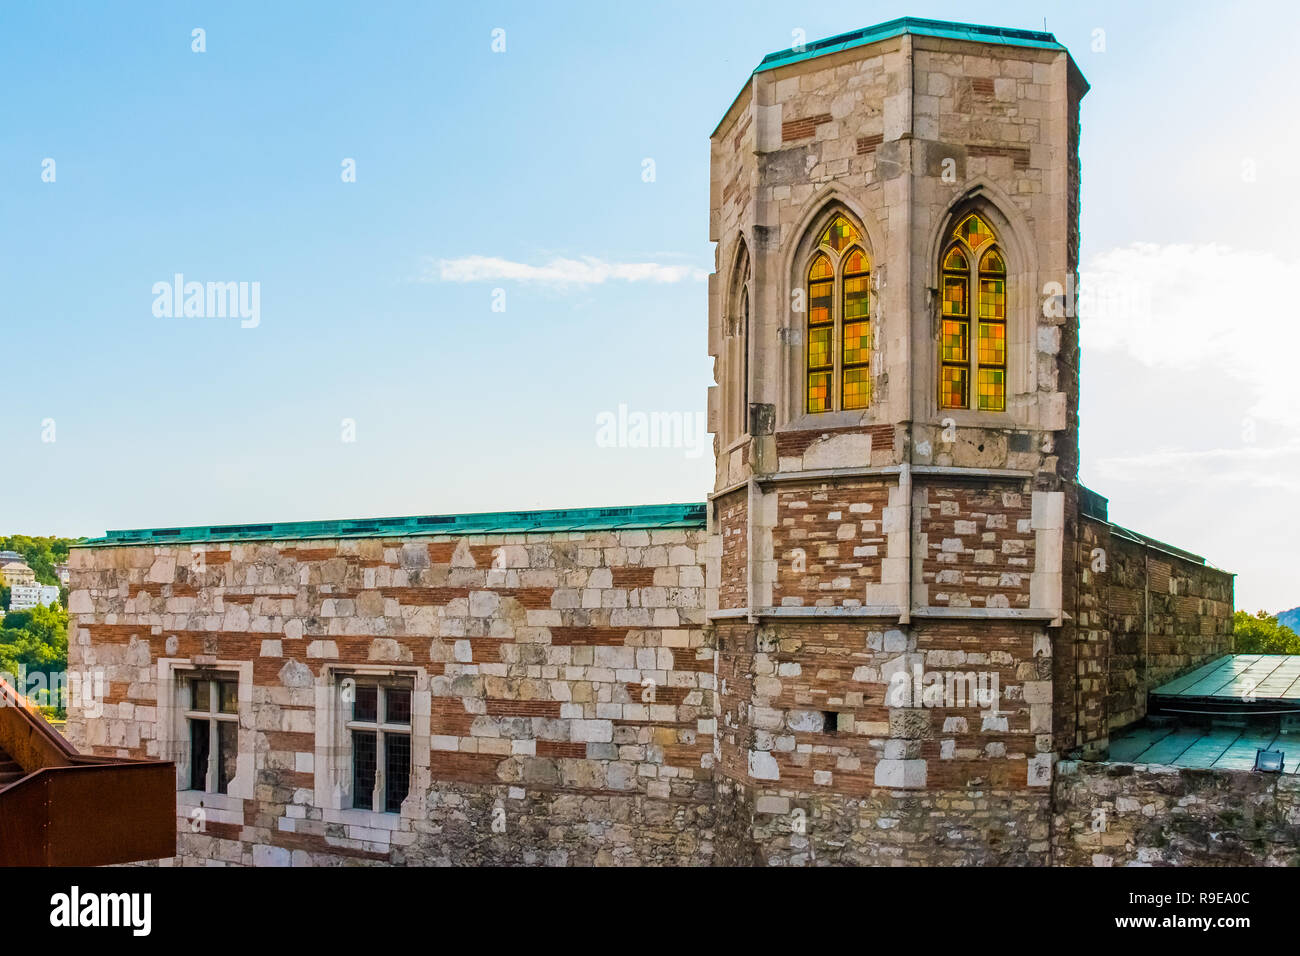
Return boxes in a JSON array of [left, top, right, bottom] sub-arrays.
[[808, 326, 832, 370], [842, 367, 870, 410], [980, 248, 1006, 274], [978, 321, 1005, 366], [844, 249, 869, 274], [941, 319, 968, 363], [844, 273, 870, 320], [809, 279, 833, 326], [843, 320, 870, 366], [809, 254, 833, 281], [820, 216, 861, 253], [807, 371, 831, 413], [942, 275, 968, 317], [955, 213, 995, 250], [978, 277, 1005, 320], [940, 365, 968, 410], [977, 367, 1005, 411]]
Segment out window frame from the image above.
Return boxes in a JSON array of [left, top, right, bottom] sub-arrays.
[[344, 676, 413, 814], [182, 674, 240, 794]]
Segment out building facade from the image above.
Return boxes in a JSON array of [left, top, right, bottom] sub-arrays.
[[66, 18, 1234, 866]]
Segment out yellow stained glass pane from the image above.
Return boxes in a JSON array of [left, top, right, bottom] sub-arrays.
[[819, 216, 860, 253], [842, 367, 870, 410], [809, 254, 833, 281], [941, 319, 968, 363], [978, 277, 1005, 320], [977, 367, 1005, 411], [844, 249, 869, 274], [807, 371, 831, 413], [978, 321, 1005, 366], [980, 248, 1006, 275], [943, 247, 968, 272], [843, 320, 870, 366], [955, 213, 994, 250], [808, 326, 832, 370], [809, 279, 833, 326], [940, 365, 968, 410], [844, 273, 870, 320], [942, 275, 967, 317]]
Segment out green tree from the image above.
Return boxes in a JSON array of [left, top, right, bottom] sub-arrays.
[[0, 535, 82, 587], [1234, 610, 1300, 654]]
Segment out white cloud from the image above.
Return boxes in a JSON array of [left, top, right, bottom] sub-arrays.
[[428, 255, 707, 286], [1095, 442, 1300, 492], [1080, 243, 1300, 429]]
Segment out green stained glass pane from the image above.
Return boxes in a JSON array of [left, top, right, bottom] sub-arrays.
[[977, 368, 1005, 411], [808, 326, 832, 370], [978, 321, 1005, 366], [940, 365, 968, 410], [942, 275, 967, 317], [843, 320, 870, 366], [807, 371, 831, 413], [941, 319, 968, 363], [842, 367, 870, 410], [943, 247, 968, 272], [844, 274, 870, 320], [979, 277, 1005, 320]]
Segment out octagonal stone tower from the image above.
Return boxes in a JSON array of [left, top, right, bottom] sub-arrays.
[[705, 18, 1089, 864]]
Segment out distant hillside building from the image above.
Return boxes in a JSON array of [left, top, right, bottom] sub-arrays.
[[9, 583, 61, 610], [66, 18, 1236, 866], [0, 556, 36, 588]]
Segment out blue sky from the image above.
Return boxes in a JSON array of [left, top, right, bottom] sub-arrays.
[[2, 1, 1295, 611]]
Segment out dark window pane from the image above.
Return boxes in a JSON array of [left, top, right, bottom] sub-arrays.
[[217, 721, 238, 794], [192, 679, 210, 712], [385, 733, 411, 813], [219, 681, 238, 715], [352, 730, 377, 810], [384, 686, 412, 725], [353, 683, 378, 723], [189, 718, 209, 791]]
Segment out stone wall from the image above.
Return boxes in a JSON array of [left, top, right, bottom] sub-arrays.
[[1066, 515, 1235, 755], [67, 527, 716, 866], [1053, 760, 1300, 867]]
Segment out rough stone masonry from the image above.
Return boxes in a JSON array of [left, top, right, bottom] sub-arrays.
[[68, 18, 1235, 866]]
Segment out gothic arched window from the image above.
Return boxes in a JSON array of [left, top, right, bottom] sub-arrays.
[[940, 213, 1007, 411], [804, 215, 871, 413], [731, 243, 751, 435]]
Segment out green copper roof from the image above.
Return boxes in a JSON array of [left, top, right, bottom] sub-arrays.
[[77, 502, 707, 548], [753, 17, 1067, 74]]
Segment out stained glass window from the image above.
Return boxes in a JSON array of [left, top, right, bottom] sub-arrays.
[[806, 253, 834, 413], [805, 216, 872, 413], [819, 216, 861, 253], [977, 248, 1007, 411], [841, 249, 871, 410], [940, 218, 1007, 412]]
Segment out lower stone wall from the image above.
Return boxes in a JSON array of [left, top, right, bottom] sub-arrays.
[[727, 782, 1050, 865], [169, 784, 716, 867], [1052, 760, 1300, 867]]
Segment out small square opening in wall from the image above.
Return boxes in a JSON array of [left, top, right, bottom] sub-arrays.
[[822, 711, 839, 734]]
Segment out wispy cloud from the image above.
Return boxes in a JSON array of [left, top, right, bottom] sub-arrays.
[[427, 255, 707, 286], [1096, 442, 1300, 491]]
